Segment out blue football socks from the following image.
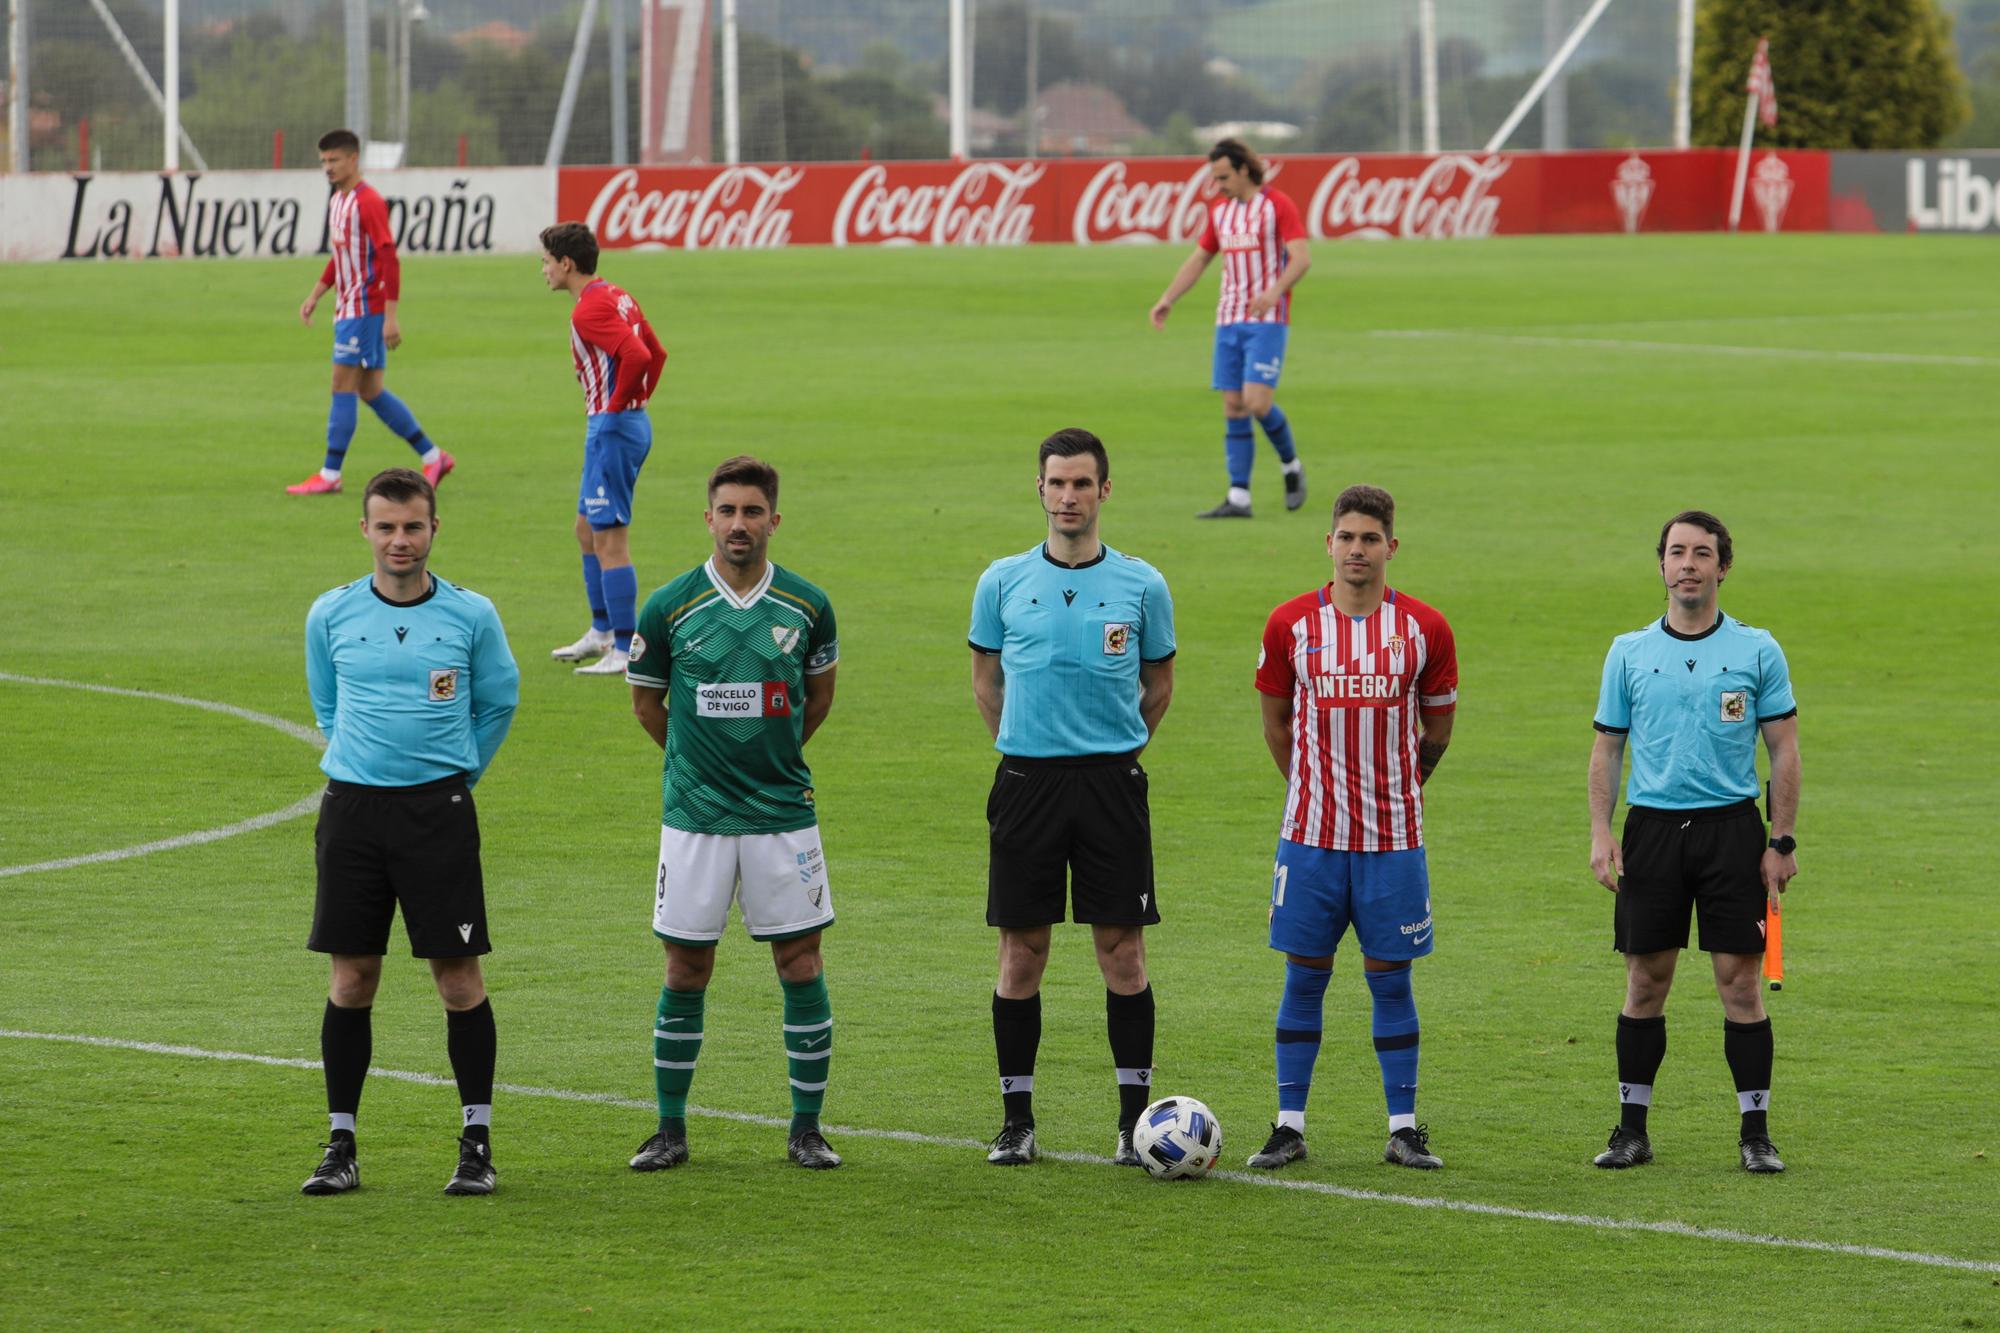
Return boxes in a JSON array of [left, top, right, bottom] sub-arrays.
[[581, 554, 611, 634], [365, 390, 432, 458], [1366, 966, 1421, 1127], [324, 392, 359, 475], [601, 563, 639, 653], [1256, 404, 1298, 464], [1275, 960, 1331, 1129], [1224, 416, 1255, 488]]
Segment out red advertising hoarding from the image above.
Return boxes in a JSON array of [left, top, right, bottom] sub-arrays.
[[559, 148, 1831, 252]]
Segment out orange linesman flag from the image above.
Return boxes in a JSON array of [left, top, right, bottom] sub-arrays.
[[1764, 895, 1785, 991]]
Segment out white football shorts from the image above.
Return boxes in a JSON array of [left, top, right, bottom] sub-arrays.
[[652, 824, 834, 944]]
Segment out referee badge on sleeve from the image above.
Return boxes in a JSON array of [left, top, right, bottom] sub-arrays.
[[1720, 690, 1747, 722], [429, 668, 459, 702], [1103, 623, 1132, 656]]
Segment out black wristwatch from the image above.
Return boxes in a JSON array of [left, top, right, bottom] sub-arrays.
[[1768, 835, 1797, 856]]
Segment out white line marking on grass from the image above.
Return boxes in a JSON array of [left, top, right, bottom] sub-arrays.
[[0, 672, 324, 878], [6, 1028, 1997, 1276], [1369, 329, 2000, 369]]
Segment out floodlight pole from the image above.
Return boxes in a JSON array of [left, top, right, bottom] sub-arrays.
[[163, 0, 179, 169], [85, 0, 208, 170], [1673, 0, 1694, 149], [344, 0, 367, 148], [8, 0, 27, 174], [546, 0, 601, 168], [949, 0, 969, 159], [609, 0, 627, 165], [1483, 0, 1614, 153], [722, 0, 740, 163], [1417, 0, 1438, 153]]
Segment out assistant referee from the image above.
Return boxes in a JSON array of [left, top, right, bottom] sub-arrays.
[[1587, 510, 1800, 1174], [970, 428, 1176, 1168], [300, 467, 520, 1198]]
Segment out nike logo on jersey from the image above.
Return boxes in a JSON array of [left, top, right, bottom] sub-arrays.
[[801, 1034, 829, 1049]]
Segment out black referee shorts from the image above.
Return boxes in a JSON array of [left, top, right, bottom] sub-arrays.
[[987, 753, 1159, 929], [309, 775, 489, 959], [1615, 799, 1766, 956]]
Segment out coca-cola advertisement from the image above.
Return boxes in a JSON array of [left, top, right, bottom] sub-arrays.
[[560, 149, 1832, 254]]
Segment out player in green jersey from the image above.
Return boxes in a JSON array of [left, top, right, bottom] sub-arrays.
[[624, 455, 842, 1171]]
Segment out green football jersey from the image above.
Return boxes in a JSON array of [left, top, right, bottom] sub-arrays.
[[627, 559, 838, 835]]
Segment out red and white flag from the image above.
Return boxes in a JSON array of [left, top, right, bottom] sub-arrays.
[[1746, 37, 1779, 129]]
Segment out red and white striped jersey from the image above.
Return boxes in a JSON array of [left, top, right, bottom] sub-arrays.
[[569, 277, 668, 415], [318, 182, 399, 319], [1255, 586, 1458, 851], [1198, 186, 1306, 326]]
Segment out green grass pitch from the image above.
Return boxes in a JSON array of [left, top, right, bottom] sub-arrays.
[[1, 234, 1996, 1329]]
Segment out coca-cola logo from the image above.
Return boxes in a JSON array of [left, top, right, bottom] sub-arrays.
[[832, 162, 1043, 247], [583, 165, 799, 250], [1308, 154, 1509, 240], [1072, 161, 1215, 245]]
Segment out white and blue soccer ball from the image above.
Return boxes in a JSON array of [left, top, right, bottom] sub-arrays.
[[1133, 1096, 1222, 1180]]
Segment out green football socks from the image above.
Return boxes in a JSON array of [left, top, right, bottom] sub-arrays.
[[782, 972, 833, 1136], [654, 985, 705, 1132]]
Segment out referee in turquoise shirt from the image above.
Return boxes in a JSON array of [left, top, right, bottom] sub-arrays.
[[969, 428, 1176, 1169], [299, 467, 520, 1199], [1587, 510, 1799, 1176]]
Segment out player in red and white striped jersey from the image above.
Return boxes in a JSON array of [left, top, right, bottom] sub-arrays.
[[289, 129, 452, 496], [1150, 139, 1312, 520], [1244, 485, 1457, 1174], [540, 221, 669, 677]]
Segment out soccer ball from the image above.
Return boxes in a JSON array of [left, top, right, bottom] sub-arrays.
[[1132, 1096, 1222, 1180]]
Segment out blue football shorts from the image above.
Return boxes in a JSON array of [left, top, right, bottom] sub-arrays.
[[332, 314, 387, 369], [1211, 321, 1289, 392], [1269, 840, 1433, 961], [579, 410, 653, 530]]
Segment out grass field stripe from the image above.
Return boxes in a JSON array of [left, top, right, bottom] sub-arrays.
[[1367, 329, 2000, 368], [0, 672, 325, 879], [7, 1028, 1997, 1276]]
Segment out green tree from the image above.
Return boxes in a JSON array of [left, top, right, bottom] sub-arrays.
[[1692, 0, 1968, 148]]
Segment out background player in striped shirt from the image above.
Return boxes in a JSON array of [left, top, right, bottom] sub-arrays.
[[300, 468, 518, 1197], [1149, 138, 1313, 520], [289, 130, 452, 496], [541, 222, 669, 677], [1249, 484, 1456, 1171], [624, 456, 842, 1172]]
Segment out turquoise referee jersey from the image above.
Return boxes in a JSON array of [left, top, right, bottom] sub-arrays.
[[970, 542, 1175, 757], [306, 574, 520, 788], [1593, 611, 1796, 810]]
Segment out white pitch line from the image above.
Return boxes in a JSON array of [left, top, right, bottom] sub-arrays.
[[1369, 329, 2000, 369], [5, 1028, 1996, 1276], [0, 672, 324, 878]]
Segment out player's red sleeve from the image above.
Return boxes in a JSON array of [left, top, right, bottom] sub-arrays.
[[320, 257, 335, 288], [1271, 189, 1307, 244], [1254, 603, 1298, 698], [636, 317, 668, 404], [360, 192, 400, 301], [1415, 608, 1459, 716], [1197, 203, 1220, 254]]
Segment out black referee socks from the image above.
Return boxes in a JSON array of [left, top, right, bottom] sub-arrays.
[[993, 991, 1041, 1127], [321, 1000, 372, 1134], [446, 998, 497, 1145], [1615, 1013, 1667, 1134], [1107, 985, 1156, 1131], [1724, 1016, 1774, 1139]]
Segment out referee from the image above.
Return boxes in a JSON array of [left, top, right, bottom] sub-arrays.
[[970, 428, 1176, 1167], [1587, 510, 1799, 1174], [300, 468, 520, 1197]]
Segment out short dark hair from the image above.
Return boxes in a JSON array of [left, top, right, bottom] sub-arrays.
[[1208, 137, 1266, 186], [317, 129, 361, 155], [540, 221, 599, 275], [709, 455, 779, 508], [1657, 509, 1732, 568], [362, 467, 435, 518], [1037, 427, 1109, 484], [1333, 484, 1394, 537]]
